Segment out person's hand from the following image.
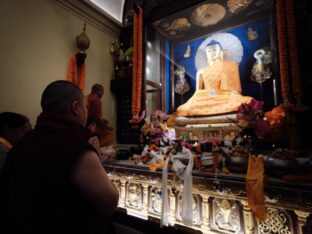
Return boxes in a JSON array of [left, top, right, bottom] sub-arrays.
[[88, 136, 100, 154]]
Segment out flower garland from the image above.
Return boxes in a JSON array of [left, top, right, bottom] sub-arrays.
[[276, 0, 290, 102], [276, 0, 304, 104], [66, 54, 86, 90], [132, 10, 137, 113], [131, 6, 143, 117], [285, 0, 302, 100]]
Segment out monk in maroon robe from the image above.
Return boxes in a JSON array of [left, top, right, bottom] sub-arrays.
[[87, 84, 114, 146]]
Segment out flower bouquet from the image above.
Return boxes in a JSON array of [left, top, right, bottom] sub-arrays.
[[140, 110, 175, 146], [221, 99, 271, 173], [236, 99, 271, 154]]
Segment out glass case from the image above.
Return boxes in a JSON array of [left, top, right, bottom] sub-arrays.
[[144, 0, 279, 114]]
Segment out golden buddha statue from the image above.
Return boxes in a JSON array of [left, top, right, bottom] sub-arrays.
[[176, 43, 252, 116]]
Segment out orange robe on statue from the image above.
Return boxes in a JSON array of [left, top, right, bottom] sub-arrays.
[[177, 60, 252, 116]]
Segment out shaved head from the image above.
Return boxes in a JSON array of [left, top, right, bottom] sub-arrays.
[[91, 84, 103, 93], [41, 80, 84, 113]]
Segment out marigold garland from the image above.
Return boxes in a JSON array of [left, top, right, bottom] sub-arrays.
[[138, 6, 143, 113], [66, 54, 86, 91], [131, 6, 143, 117], [276, 0, 290, 102], [285, 0, 302, 99], [276, 0, 304, 104], [132, 8, 138, 115]]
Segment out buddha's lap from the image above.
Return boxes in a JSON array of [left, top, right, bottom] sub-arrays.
[[177, 91, 252, 116]]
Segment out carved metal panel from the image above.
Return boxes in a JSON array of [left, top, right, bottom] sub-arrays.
[[258, 207, 294, 234], [210, 197, 244, 234], [126, 182, 143, 209], [105, 163, 311, 234], [149, 187, 162, 215], [176, 193, 203, 226]]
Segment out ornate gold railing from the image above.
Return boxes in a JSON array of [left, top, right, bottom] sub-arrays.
[[104, 160, 312, 234]]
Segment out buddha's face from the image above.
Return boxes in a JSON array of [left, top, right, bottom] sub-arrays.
[[206, 44, 221, 62]]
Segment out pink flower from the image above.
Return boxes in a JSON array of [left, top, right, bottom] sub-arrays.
[[249, 99, 264, 110], [238, 103, 251, 114]]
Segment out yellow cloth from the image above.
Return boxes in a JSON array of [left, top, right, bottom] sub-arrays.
[[177, 60, 252, 116], [246, 154, 266, 221]]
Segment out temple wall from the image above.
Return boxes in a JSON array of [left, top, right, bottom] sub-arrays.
[[0, 0, 119, 134]]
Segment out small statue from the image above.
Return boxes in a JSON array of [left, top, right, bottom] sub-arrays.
[[251, 48, 272, 84], [110, 40, 121, 55], [247, 27, 258, 41], [174, 65, 190, 95]]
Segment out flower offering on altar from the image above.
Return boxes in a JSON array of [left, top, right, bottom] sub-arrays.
[[236, 99, 271, 138], [140, 110, 175, 146]]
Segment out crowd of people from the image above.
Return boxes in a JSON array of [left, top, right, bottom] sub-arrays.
[[0, 80, 119, 234]]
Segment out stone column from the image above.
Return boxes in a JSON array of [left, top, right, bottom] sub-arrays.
[[119, 179, 127, 208], [201, 194, 211, 233], [295, 210, 310, 234], [241, 200, 255, 234], [142, 183, 149, 218], [169, 188, 177, 226]]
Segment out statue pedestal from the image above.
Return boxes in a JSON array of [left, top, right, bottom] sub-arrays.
[[173, 113, 239, 141]]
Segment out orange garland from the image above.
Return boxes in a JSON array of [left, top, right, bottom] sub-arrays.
[[285, 0, 302, 99], [276, 0, 290, 102], [132, 8, 138, 115], [138, 7, 143, 113], [66, 54, 86, 91], [131, 7, 143, 116], [276, 0, 304, 103]]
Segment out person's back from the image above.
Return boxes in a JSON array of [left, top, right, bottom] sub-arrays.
[[1, 128, 96, 233], [0, 80, 119, 234], [0, 112, 28, 173]]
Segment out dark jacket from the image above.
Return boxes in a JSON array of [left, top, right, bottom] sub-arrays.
[[0, 113, 104, 234]]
